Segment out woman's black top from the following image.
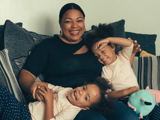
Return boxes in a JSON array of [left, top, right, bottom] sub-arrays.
[[23, 35, 103, 88]]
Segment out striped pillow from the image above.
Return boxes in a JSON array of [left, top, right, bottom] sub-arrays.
[[0, 49, 26, 103], [132, 56, 160, 90]]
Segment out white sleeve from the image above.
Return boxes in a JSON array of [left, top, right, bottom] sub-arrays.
[[120, 42, 134, 60], [101, 66, 112, 81], [50, 108, 81, 120]]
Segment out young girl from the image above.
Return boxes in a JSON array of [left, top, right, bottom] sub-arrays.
[[0, 77, 114, 120], [84, 23, 160, 120], [85, 23, 141, 99]]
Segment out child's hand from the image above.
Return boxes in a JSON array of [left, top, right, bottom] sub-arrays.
[[37, 86, 55, 103], [94, 38, 109, 50], [30, 81, 48, 101], [132, 40, 141, 54]]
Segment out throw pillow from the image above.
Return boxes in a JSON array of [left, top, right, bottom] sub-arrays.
[[140, 50, 154, 57], [91, 19, 125, 54], [0, 22, 22, 50], [125, 32, 157, 56], [0, 49, 26, 103], [3, 20, 51, 78], [132, 56, 160, 90]]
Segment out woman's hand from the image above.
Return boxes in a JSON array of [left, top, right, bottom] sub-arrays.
[[30, 81, 48, 101], [37, 86, 55, 103]]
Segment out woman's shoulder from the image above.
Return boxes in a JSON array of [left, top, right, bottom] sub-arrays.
[[38, 34, 61, 47]]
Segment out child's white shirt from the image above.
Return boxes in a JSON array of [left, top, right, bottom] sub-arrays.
[[101, 43, 139, 91], [28, 83, 81, 120]]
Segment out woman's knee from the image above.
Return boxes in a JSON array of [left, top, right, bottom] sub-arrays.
[[74, 110, 107, 120], [106, 100, 139, 120]]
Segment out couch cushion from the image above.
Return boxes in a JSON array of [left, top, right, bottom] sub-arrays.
[[125, 32, 157, 56], [3, 20, 51, 78], [0, 22, 22, 50], [0, 49, 26, 103], [132, 56, 160, 90]]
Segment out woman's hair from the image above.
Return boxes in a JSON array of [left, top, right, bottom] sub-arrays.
[[87, 77, 115, 118], [84, 23, 114, 49], [59, 3, 85, 22]]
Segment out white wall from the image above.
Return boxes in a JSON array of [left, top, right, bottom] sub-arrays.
[[0, 0, 160, 55]]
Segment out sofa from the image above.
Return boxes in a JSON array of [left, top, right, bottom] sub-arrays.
[[0, 19, 159, 104]]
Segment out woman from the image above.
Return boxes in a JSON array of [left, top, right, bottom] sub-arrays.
[[19, 3, 139, 120]]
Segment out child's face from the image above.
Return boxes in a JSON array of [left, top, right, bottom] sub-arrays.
[[67, 84, 100, 110], [91, 43, 116, 65]]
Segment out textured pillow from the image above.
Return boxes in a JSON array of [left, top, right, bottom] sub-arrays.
[[91, 19, 125, 54], [140, 50, 154, 57], [125, 32, 157, 56], [0, 22, 22, 50], [3, 20, 51, 78], [0, 49, 26, 103], [132, 56, 160, 90]]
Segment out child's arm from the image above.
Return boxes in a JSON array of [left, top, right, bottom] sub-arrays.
[[94, 37, 133, 50], [38, 86, 55, 120], [130, 40, 141, 65], [108, 86, 140, 99]]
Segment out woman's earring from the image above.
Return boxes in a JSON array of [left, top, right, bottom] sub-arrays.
[[60, 30, 62, 34]]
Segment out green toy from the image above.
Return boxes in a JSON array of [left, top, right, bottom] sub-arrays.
[[128, 89, 156, 119]]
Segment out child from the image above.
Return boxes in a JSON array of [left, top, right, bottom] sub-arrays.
[[84, 24, 160, 120], [84, 23, 141, 99], [0, 77, 114, 120]]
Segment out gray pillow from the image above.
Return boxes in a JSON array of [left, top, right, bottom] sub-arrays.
[[3, 20, 51, 78], [0, 22, 22, 50]]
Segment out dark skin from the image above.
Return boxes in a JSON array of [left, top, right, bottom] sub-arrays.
[[18, 9, 87, 102], [18, 9, 88, 120]]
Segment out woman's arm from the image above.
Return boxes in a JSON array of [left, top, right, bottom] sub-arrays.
[[19, 69, 36, 94], [19, 69, 48, 101], [108, 86, 140, 99]]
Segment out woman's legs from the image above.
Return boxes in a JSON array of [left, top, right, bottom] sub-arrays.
[[0, 85, 31, 120], [144, 105, 160, 120], [106, 100, 139, 120], [74, 110, 107, 120], [74, 100, 139, 120]]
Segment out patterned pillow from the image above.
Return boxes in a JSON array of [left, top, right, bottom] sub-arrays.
[[0, 49, 26, 103], [132, 56, 160, 90], [3, 20, 52, 78], [0, 22, 22, 50]]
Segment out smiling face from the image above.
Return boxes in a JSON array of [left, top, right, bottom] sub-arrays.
[[59, 9, 85, 43], [67, 84, 100, 110], [91, 43, 117, 65]]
